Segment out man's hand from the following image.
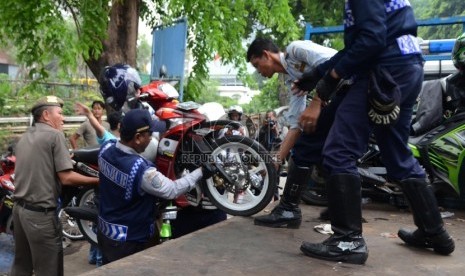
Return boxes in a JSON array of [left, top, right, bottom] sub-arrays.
[[292, 68, 322, 96], [316, 73, 339, 102], [74, 102, 91, 116], [299, 98, 323, 133]]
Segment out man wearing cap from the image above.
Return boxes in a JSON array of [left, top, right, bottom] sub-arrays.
[[11, 96, 100, 276], [97, 109, 215, 264]]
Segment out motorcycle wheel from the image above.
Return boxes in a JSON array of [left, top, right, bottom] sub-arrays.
[[301, 188, 328, 206], [6, 212, 13, 235], [59, 207, 84, 240], [76, 189, 98, 247], [200, 135, 278, 216]]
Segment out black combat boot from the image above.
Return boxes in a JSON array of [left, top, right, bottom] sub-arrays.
[[397, 178, 455, 255], [254, 158, 311, 229], [300, 174, 368, 264]]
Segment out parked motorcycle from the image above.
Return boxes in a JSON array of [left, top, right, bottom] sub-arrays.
[[0, 146, 15, 234], [67, 77, 278, 245], [0, 144, 94, 239], [302, 72, 465, 209]]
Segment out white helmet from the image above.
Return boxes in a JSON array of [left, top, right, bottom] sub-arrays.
[[228, 105, 243, 114], [228, 105, 243, 120]]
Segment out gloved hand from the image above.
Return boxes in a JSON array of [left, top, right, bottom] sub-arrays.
[[294, 68, 323, 93], [316, 73, 340, 102], [202, 162, 218, 179]]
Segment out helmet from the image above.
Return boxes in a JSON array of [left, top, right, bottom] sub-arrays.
[[228, 105, 243, 120], [452, 32, 465, 71], [100, 64, 142, 111]]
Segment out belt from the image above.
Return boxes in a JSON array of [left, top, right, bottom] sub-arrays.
[[17, 201, 56, 213]]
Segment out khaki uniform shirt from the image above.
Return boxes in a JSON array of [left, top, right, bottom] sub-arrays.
[[14, 123, 73, 208], [76, 119, 110, 147]]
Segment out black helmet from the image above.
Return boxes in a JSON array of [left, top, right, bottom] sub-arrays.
[[100, 64, 142, 111], [452, 32, 465, 71]]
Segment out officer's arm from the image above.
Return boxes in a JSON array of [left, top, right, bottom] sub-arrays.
[[140, 167, 202, 199], [58, 170, 99, 186]]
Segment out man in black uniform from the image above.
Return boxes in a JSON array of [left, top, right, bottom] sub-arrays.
[[297, 0, 455, 264]]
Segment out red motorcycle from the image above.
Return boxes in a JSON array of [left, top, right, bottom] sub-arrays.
[[139, 80, 278, 215], [0, 145, 16, 234], [71, 79, 278, 245], [0, 144, 93, 240]]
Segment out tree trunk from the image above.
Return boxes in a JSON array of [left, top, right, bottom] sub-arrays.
[[86, 0, 140, 80]]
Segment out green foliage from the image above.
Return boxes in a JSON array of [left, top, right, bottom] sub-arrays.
[[137, 35, 152, 73], [287, 0, 344, 49], [242, 75, 280, 113], [150, 0, 300, 99], [183, 78, 238, 107], [411, 0, 465, 39], [0, 77, 102, 116], [0, 0, 107, 80], [0, 74, 12, 109]]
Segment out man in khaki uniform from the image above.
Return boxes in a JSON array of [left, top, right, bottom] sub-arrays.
[[11, 96, 100, 276]]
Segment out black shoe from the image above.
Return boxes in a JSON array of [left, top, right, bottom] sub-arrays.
[[300, 235, 368, 265], [398, 228, 455, 255], [254, 204, 301, 229]]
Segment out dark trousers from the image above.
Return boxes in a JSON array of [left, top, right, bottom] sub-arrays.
[[171, 207, 227, 239], [97, 231, 157, 265], [11, 203, 63, 276], [292, 93, 344, 168], [322, 63, 426, 181]]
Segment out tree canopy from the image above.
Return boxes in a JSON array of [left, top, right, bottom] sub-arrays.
[[0, 0, 463, 112], [0, 0, 300, 95]]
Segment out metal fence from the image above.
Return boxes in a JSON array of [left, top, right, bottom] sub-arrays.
[[0, 116, 90, 134]]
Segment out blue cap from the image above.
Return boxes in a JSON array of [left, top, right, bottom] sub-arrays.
[[120, 109, 165, 138]]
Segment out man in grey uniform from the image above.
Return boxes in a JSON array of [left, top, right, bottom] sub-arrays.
[[11, 96, 100, 276]]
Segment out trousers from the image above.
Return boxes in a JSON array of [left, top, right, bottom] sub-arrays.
[[322, 63, 426, 180], [292, 93, 344, 167], [11, 203, 63, 276]]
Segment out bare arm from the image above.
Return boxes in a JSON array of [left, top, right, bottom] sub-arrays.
[[75, 102, 106, 138], [69, 133, 80, 150], [276, 128, 301, 164], [57, 170, 99, 186]]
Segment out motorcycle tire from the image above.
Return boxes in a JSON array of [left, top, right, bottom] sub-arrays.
[[6, 213, 13, 235], [301, 188, 328, 206], [75, 189, 98, 247], [59, 207, 84, 240], [199, 135, 278, 216]]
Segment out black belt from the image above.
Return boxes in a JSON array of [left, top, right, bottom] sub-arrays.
[[17, 201, 56, 213]]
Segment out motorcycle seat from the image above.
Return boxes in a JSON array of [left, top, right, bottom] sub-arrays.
[[71, 145, 100, 166]]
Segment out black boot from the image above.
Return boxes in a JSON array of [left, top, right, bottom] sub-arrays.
[[254, 158, 310, 229], [397, 178, 455, 255], [300, 174, 368, 264]]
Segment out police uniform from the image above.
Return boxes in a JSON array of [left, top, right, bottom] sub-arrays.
[[300, 0, 454, 264], [12, 96, 71, 276], [97, 109, 202, 264]]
